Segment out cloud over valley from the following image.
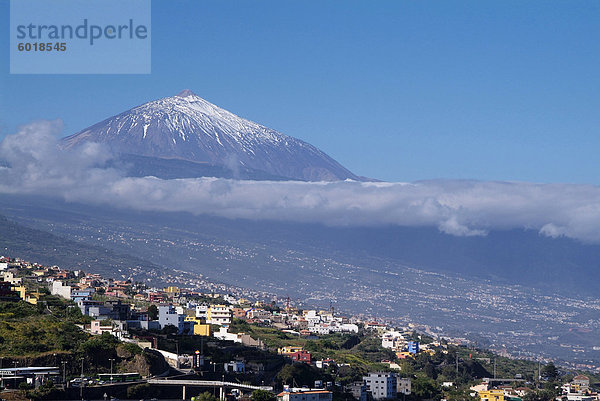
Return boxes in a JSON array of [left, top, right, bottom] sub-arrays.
[[2, 120, 600, 243]]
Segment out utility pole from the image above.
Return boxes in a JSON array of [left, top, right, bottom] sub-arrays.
[[455, 353, 459, 374], [493, 358, 496, 380]]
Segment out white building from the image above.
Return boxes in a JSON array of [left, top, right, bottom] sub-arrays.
[[1, 271, 22, 285], [304, 310, 321, 326], [213, 326, 241, 343], [247, 308, 272, 321], [158, 305, 194, 334], [196, 305, 208, 319], [309, 325, 332, 335], [381, 331, 406, 351], [51, 280, 72, 300], [224, 360, 245, 373], [207, 305, 232, 325], [331, 323, 359, 333]]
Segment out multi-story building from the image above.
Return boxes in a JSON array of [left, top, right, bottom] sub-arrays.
[[196, 304, 209, 319], [247, 308, 272, 322], [348, 382, 368, 401], [572, 375, 590, 393], [51, 280, 72, 299], [148, 292, 165, 303], [105, 300, 131, 320], [363, 373, 397, 400], [224, 360, 245, 373], [185, 315, 212, 336], [289, 350, 311, 364], [397, 378, 411, 395], [232, 307, 248, 319], [207, 305, 232, 325], [407, 341, 419, 354], [381, 331, 406, 350], [70, 289, 93, 303], [304, 310, 321, 326], [158, 305, 194, 334], [1, 271, 22, 285]]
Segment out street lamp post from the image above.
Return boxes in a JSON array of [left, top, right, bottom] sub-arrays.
[[61, 361, 67, 387], [13, 361, 18, 389], [109, 358, 115, 384], [221, 374, 225, 401], [79, 357, 84, 401]]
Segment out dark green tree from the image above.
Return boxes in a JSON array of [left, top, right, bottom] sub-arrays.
[[196, 391, 218, 401], [277, 363, 324, 386], [424, 363, 438, 379], [127, 383, 152, 399], [524, 389, 558, 401], [148, 304, 159, 320], [411, 376, 440, 401], [252, 389, 276, 401], [541, 363, 559, 381], [161, 324, 179, 335]]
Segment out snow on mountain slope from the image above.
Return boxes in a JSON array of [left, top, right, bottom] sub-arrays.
[[62, 90, 359, 181]]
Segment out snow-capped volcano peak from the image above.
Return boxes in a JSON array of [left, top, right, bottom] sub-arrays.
[[62, 91, 359, 181], [176, 89, 197, 98]]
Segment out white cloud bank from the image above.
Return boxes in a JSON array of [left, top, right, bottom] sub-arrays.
[[2, 120, 600, 243]]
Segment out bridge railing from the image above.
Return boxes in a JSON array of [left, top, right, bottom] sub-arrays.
[[147, 378, 273, 391]]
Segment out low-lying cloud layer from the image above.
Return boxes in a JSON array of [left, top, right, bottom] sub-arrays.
[[2, 120, 600, 243]]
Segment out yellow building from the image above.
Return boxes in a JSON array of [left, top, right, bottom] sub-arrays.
[[164, 286, 180, 294], [278, 346, 304, 355], [396, 351, 414, 359], [193, 324, 211, 336], [237, 298, 251, 306], [13, 285, 26, 299], [12, 285, 39, 305], [479, 389, 504, 401], [25, 293, 39, 305], [184, 316, 212, 336]]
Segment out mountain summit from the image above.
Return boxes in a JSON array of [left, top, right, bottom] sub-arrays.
[[62, 91, 359, 181]]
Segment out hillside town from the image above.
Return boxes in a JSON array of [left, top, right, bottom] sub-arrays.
[[1, 255, 599, 401]]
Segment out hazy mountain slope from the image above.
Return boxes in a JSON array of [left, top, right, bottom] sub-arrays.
[[62, 90, 359, 181], [0, 214, 166, 282], [1, 194, 598, 296]]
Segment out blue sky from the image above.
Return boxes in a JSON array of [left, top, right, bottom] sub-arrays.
[[1, 0, 599, 183]]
